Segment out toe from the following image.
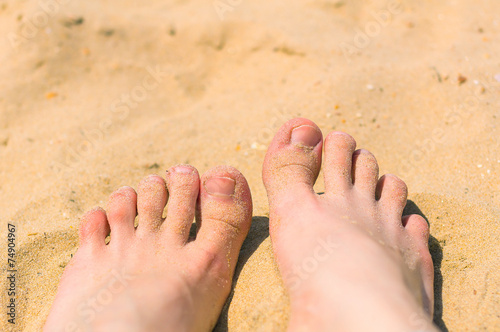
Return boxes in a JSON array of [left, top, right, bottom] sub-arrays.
[[402, 214, 429, 241], [351, 149, 379, 197], [262, 117, 323, 202], [323, 131, 357, 194], [79, 207, 110, 247], [163, 165, 200, 244], [136, 175, 168, 236], [420, 250, 435, 316], [106, 186, 137, 240], [403, 214, 434, 315], [376, 174, 408, 220], [193, 166, 252, 277]]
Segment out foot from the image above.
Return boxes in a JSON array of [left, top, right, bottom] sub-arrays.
[[44, 165, 252, 332], [263, 118, 437, 332]]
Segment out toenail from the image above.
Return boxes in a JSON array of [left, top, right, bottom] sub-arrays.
[[353, 149, 369, 156], [118, 186, 133, 191], [87, 206, 105, 214], [113, 186, 134, 197], [204, 177, 236, 196], [142, 176, 166, 188], [291, 125, 322, 147], [173, 165, 194, 174]]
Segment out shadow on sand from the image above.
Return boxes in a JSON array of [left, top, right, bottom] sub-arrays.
[[216, 201, 447, 331]]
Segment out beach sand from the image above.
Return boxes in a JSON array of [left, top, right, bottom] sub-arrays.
[[0, 0, 499, 330]]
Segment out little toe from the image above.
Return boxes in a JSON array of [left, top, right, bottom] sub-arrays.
[[106, 186, 137, 240], [402, 214, 429, 242], [376, 174, 408, 220], [193, 166, 252, 278], [323, 131, 357, 194], [262, 117, 323, 203], [163, 165, 200, 244], [79, 207, 110, 248], [351, 149, 379, 197], [136, 175, 168, 236], [402, 214, 434, 315]]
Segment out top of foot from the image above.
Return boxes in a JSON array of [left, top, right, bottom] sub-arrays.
[[45, 165, 252, 332], [263, 118, 437, 332]]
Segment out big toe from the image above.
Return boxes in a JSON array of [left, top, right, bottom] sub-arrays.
[[192, 166, 253, 279], [262, 118, 323, 206]]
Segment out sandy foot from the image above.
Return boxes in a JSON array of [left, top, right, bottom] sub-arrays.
[[263, 118, 438, 332], [44, 165, 252, 332]]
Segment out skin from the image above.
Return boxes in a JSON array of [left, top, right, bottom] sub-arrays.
[[45, 117, 437, 332], [44, 165, 252, 332], [262, 118, 438, 332]]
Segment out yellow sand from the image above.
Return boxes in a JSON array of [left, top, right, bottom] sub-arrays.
[[0, 0, 499, 330]]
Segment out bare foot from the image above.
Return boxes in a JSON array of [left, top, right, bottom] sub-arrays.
[[44, 165, 252, 332], [263, 118, 438, 332]]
